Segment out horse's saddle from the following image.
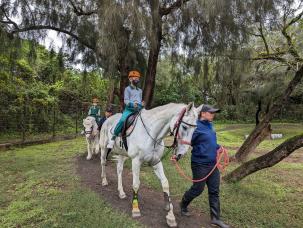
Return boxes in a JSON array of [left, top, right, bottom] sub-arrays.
[[120, 111, 140, 151]]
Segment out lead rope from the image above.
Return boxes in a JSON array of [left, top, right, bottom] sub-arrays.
[[171, 147, 229, 183]]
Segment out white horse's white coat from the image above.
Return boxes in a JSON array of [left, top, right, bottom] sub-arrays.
[[99, 103, 198, 227], [83, 116, 100, 160]]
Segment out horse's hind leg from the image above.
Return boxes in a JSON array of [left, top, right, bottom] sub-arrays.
[[117, 155, 127, 199], [100, 147, 108, 186], [153, 161, 177, 227]]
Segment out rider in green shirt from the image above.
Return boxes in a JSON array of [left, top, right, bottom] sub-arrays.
[[88, 97, 102, 129]]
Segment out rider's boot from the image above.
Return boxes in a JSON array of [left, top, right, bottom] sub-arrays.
[[107, 136, 116, 149]]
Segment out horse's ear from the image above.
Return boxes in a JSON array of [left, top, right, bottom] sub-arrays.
[[186, 102, 194, 113], [196, 104, 204, 113]]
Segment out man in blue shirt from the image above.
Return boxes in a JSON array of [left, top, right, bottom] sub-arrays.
[[107, 70, 144, 149], [180, 104, 229, 228]]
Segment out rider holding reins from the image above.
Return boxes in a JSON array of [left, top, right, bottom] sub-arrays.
[[107, 70, 145, 149], [179, 104, 230, 228]]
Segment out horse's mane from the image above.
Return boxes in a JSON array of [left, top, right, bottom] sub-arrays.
[[84, 116, 96, 126], [143, 103, 185, 120]]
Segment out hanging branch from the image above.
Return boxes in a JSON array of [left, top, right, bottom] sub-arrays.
[[0, 6, 19, 30], [160, 0, 191, 16], [281, 10, 303, 62], [4, 20, 96, 51], [258, 21, 269, 55], [68, 0, 97, 16]]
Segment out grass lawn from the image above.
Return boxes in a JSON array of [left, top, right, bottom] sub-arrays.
[[0, 138, 141, 228], [1, 123, 302, 228]]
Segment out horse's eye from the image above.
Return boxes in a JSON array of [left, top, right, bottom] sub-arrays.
[[182, 125, 188, 130]]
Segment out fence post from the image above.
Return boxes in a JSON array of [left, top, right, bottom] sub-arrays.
[[75, 108, 78, 135], [21, 101, 26, 142], [52, 104, 56, 138]]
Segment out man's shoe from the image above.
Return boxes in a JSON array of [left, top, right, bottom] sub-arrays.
[[107, 139, 115, 149], [211, 218, 230, 228], [180, 203, 191, 217], [181, 208, 191, 217]]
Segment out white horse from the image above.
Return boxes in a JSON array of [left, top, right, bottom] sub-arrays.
[[99, 103, 198, 227], [83, 116, 100, 160]]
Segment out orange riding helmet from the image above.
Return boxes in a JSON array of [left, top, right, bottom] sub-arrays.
[[128, 70, 141, 78]]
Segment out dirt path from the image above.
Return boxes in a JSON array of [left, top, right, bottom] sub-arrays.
[[76, 155, 214, 228]]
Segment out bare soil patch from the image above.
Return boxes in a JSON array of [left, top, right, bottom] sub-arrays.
[[76, 154, 215, 228]]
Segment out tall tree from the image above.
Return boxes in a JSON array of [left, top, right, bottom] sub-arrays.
[[233, 1, 303, 162], [1, 0, 272, 108]]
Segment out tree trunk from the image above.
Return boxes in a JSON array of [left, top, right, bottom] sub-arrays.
[[224, 134, 303, 182], [107, 80, 116, 108], [255, 100, 262, 125], [119, 66, 129, 111], [118, 27, 131, 112], [143, 0, 162, 109], [235, 66, 303, 162]]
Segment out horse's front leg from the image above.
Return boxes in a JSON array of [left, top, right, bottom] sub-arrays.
[[117, 155, 127, 199], [132, 157, 142, 217], [153, 161, 177, 227], [100, 147, 108, 186], [86, 138, 92, 160]]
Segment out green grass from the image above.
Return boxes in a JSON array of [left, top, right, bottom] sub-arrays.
[[0, 138, 141, 228], [1, 123, 302, 228], [215, 122, 303, 150], [139, 123, 303, 228], [0, 130, 77, 144]]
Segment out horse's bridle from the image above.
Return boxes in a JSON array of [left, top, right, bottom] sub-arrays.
[[170, 108, 197, 148], [84, 126, 94, 136], [139, 107, 197, 149]]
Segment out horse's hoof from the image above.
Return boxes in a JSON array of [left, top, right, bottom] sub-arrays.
[[167, 220, 177, 228], [102, 180, 108, 186], [86, 155, 92, 160], [119, 193, 127, 199], [166, 211, 177, 227], [132, 210, 141, 218]]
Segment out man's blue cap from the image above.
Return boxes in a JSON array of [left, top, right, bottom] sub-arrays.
[[200, 104, 220, 113]]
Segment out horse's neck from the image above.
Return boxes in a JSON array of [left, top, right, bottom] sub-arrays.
[[91, 119, 98, 134], [142, 104, 185, 141]]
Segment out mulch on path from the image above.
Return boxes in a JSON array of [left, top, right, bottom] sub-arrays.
[[76, 154, 214, 228]]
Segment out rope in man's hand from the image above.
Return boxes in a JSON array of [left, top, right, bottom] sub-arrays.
[[171, 147, 229, 183]]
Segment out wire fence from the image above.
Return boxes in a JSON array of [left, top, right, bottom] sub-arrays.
[[0, 97, 301, 145], [0, 100, 120, 145]]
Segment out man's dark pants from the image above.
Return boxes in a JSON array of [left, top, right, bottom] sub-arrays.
[[181, 162, 221, 219]]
